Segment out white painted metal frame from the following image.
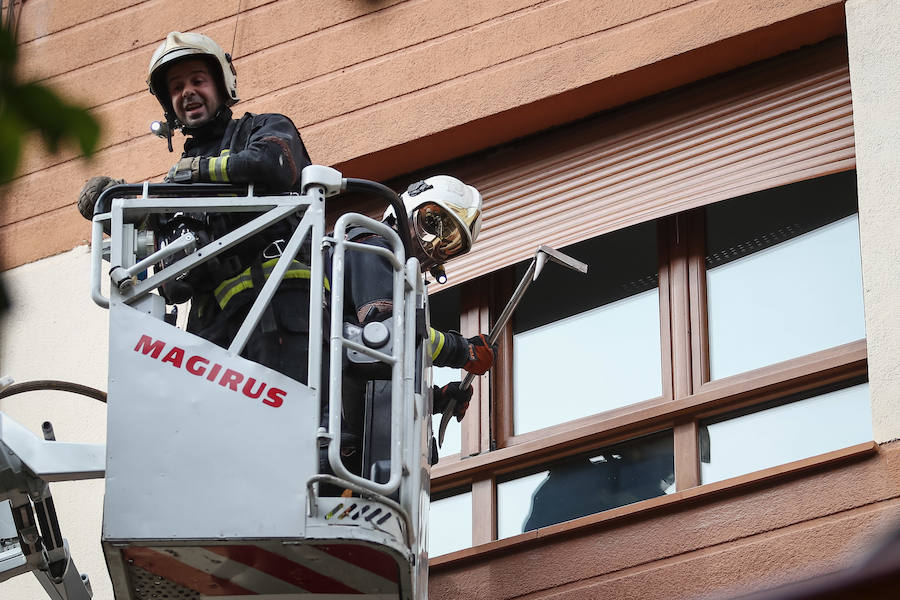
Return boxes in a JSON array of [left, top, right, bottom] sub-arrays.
[[323, 213, 417, 496]]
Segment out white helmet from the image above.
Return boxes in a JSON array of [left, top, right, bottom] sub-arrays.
[[389, 176, 483, 268], [147, 31, 239, 123]]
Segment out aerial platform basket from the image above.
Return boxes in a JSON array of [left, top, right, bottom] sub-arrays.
[[89, 166, 433, 600]]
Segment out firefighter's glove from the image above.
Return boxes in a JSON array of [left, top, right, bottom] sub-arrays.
[[77, 176, 125, 220], [433, 382, 473, 422], [463, 334, 497, 375], [166, 156, 201, 183]]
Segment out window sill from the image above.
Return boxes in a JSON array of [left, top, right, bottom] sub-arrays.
[[431, 340, 867, 489], [429, 440, 877, 569]]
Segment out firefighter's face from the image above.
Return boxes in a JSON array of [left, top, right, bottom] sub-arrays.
[[167, 58, 223, 128]]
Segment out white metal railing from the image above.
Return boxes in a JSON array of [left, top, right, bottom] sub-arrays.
[[322, 212, 419, 497]]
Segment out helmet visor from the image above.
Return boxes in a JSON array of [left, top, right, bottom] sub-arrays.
[[411, 202, 467, 263]]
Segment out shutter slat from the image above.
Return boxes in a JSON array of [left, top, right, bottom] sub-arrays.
[[457, 141, 855, 277], [472, 68, 850, 198], [485, 115, 853, 237]]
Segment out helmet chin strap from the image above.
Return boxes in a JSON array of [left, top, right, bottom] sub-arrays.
[[164, 114, 175, 152], [152, 104, 228, 151]]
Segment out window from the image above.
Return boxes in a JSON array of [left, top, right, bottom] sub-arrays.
[[700, 379, 871, 484], [497, 430, 674, 539], [512, 223, 661, 435], [428, 488, 473, 557], [704, 174, 865, 380], [429, 286, 464, 459], [428, 172, 870, 556]]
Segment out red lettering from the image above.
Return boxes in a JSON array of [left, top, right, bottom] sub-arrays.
[[264, 387, 286, 408], [161, 346, 185, 368], [133, 334, 283, 410], [242, 377, 265, 399], [185, 355, 209, 376], [206, 363, 222, 382], [218, 369, 243, 391], [134, 334, 165, 359]]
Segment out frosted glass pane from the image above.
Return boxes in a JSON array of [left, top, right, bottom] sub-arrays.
[[514, 288, 662, 434], [497, 431, 673, 538], [700, 382, 872, 484], [497, 471, 548, 539], [428, 491, 472, 556], [707, 215, 865, 379], [431, 366, 461, 458]]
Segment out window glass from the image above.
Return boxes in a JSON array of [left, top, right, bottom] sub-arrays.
[[512, 222, 661, 435], [429, 287, 463, 458], [706, 172, 865, 380], [699, 380, 871, 484], [428, 489, 472, 556], [431, 367, 462, 456], [497, 430, 674, 539]]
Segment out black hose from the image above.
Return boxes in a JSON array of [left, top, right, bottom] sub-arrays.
[[0, 380, 107, 403], [342, 178, 413, 260]]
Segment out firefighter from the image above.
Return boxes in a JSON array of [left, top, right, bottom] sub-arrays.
[[78, 31, 316, 383], [334, 176, 494, 477], [340, 175, 496, 425]]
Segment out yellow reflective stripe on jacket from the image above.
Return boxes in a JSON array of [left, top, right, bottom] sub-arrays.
[[213, 257, 330, 310], [429, 327, 445, 361], [207, 150, 230, 183], [207, 156, 229, 182]]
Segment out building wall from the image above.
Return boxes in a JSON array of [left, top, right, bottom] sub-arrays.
[[2, 1, 898, 599], [429, 441, 900, 599], [428, 2, 900, 598], [0, 247, 110, 599], [846, 0, 900, 445], [1, 0, 845, 270]]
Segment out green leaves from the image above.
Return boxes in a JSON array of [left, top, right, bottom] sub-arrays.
[[0, 24, 102, 315], [0, 26, 101, 184]]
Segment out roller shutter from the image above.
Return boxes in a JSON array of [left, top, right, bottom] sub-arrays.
[[443, 40, 854, 286]]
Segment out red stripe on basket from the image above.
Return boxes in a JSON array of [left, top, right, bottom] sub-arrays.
[[123, 547, 255, 596], [205, 545, 361, 594], [317, 544, 400, 583]]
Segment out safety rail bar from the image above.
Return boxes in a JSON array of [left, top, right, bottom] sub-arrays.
[[322, 213, 419, 497], [89, 183, 327, 375], [89, 172, 423, 501]]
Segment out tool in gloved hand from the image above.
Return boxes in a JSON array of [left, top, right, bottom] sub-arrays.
[[438, 245, 588, 447], [463, 334, 497, 375], [433, 382, 473, 422]]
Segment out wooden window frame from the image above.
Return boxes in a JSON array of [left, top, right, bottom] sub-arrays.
[[430, 193, 869, 553]]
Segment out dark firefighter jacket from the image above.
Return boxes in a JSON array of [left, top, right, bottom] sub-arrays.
[[175, 108, 315, 354], [174, 110, 468, 383], [341, 226, 471, 369]]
